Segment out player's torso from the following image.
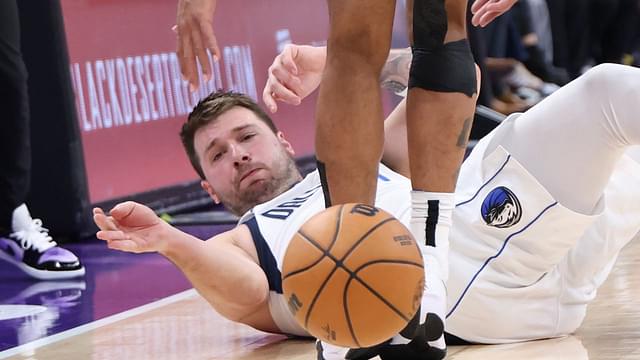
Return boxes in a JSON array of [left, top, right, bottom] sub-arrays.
[[243, 164, 413, 270], [239, 164, 413, 335]]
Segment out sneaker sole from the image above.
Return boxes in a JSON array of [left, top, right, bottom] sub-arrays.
[[0, 250, 85, 280]]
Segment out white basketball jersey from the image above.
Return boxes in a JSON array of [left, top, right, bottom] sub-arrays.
[[237, 164, 413, 336]]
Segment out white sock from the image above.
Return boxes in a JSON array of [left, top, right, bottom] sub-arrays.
[[410, 191, 453, 281], [389, 191, 453, 349]]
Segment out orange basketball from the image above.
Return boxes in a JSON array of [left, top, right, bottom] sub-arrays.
[[282, 203, 425, 348]]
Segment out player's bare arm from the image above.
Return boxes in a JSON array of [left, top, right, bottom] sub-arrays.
[[263, 45, 411, 110], [93, 202, 274, 330]]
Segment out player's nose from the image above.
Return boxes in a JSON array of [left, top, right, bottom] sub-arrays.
[[231, 144, 251, 166]]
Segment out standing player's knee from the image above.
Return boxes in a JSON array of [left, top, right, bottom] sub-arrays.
[[409, 39, 477, 97], [410, 0, 476, 96], [328, 31, 389, 74]]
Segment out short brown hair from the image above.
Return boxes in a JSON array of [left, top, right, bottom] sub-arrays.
[[180, 91, 278, 179]]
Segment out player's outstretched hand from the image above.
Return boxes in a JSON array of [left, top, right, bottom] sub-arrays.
[[175, 0, 220, 92], [470, 0, 518, 27], [93, 201, 169, 254], [262, 44, 326, 113]]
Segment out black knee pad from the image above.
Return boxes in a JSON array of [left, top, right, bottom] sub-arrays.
[[410, 0, 476, 97], [409, 39, 478, 97]]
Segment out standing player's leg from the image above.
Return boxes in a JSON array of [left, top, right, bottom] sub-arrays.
[[390, 0, 478, 358], [0, 0, 30, 237], [314, 0, 396, 207], [0, 0, 84, 280]]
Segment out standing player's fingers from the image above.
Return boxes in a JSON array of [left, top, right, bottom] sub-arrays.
[[262, 81, 279, 113], [266, 78, 301, 105], [93, 212, 119, 232], [280, 45, 299, 75], [191, 24, 212, 82], [198, 19, 220, 61], [479, 11, 501, 27], [271, 66, 303, 96], [470, 0, 489, 14], [179, 32, 198, 92], [96, 230, 129, 242], [106, 239, 140, 253]]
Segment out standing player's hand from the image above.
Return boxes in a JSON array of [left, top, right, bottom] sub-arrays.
[[470, 0, 518, 27], [262, 44, 326, 113], [175, 0, 220, 92], [93, 202, 169, 254]]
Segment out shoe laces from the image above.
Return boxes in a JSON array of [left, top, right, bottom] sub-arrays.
[[10, 219, 57, 252]]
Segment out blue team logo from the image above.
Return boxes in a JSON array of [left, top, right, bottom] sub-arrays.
[[481, 186, 522, 228]]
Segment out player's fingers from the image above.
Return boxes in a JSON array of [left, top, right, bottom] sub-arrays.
[[105, 239, 141, 253], [280, 45, 299, 75], [109, 201, 140, 221], [470, 0, 489, 14], [176, 22, 190, 79], [485, 1, 512, 13], [93, 212, 119, 232], [178, 31, 198, 92], [96, 230, 130, 242], [271, 66, 303, 96], [198, 19, 220, 61], [479, 11, 502, 27], [191, 26, 211, 83], [471, 6, 487, 26], [266, 77, 301, 105], [262, 81, 279, 113]]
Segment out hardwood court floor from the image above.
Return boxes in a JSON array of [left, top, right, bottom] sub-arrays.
[[4, 237, 640, 360]]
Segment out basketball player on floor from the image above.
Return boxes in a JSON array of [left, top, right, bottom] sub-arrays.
[[94, 49, 640, 358], [175, 0, 514, 356]]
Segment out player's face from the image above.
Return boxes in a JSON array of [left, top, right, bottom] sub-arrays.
[[194, 106, 302, 215]]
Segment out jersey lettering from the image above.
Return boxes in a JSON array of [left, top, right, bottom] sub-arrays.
[[261, 185, 322, 220]]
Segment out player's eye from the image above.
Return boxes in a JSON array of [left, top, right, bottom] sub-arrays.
[[241, 133, 256, 142], [212, 149, 225, 162]]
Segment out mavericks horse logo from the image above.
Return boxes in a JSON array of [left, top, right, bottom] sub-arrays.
[[481, 186, 522, 228]]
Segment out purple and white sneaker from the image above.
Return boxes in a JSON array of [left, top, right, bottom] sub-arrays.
[[0, 204, 84, 280]]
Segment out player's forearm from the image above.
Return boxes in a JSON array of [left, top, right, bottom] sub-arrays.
[[160, 228, 267, 308]]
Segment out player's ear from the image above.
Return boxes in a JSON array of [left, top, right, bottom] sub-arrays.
[[200, 180, 220, 204], [276, 131, 295, 157]]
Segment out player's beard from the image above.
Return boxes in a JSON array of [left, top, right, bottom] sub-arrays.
[[220, 148, 302, 216]]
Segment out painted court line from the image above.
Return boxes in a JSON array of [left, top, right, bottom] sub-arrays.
[[0, 288, 198, 359]]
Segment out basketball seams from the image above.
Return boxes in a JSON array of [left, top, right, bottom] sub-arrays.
[[303, 266, 341, 329], [284, 205, 424, 347], [341, 262, 423, 329], [339, 217, 396, 263], [299, 207, 349, 332], [354, 259, 424, 271], [281, 231, 327, 280], [283, 205, 345, 280], [343, 276, 361, 348], [350, 274, 412, 322]]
